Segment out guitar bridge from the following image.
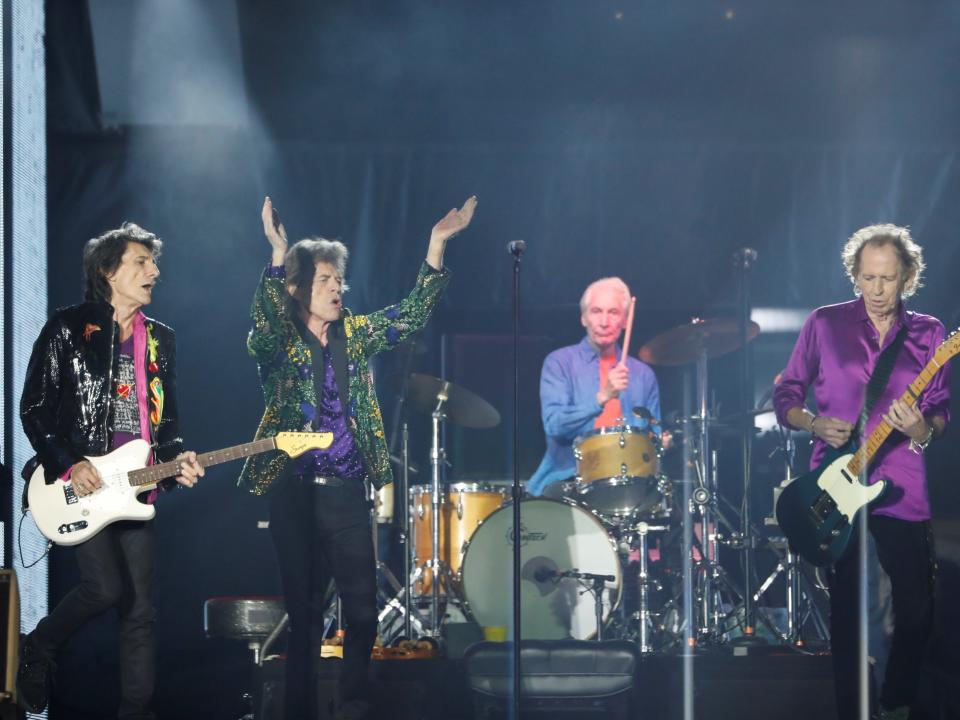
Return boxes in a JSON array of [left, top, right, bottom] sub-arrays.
[[818, 515, 850, 552], [809, 492, 837, 525], [63, 484, 78, 505]]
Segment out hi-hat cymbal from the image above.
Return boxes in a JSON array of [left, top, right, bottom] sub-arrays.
[[393, 373, 501, 429], [638, 318, 760, 367]]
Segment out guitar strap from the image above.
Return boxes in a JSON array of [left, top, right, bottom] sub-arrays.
[[856, 324, 909, 440]]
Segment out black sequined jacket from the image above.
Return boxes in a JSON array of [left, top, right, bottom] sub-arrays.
[[20, 301, 183, 486]]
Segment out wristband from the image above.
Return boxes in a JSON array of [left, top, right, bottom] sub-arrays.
[[909, 424, 935, 454]]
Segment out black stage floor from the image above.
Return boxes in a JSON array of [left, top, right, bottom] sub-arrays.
[[42, 643, 960, 719]]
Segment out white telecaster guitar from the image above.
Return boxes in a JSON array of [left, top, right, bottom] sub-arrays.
[[28, 432, 332, 546]]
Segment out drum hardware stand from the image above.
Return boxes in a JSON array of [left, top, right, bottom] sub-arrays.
[[750, 425, 828, 646], [691, 345, 723, 641], [427, 387, 454, 637], [688, 447, 750, 643], [630, 521, 670, 653], [733, 247, 765, 646], [376, 422, 432, 644], [751, 540, 829, 645], [555, 570, 617, 641]]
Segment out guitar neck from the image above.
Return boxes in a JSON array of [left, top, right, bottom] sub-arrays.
[[845, 355, 943, 476], [126, 437, 278, 487]]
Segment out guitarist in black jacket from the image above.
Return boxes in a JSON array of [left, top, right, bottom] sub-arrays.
[[773, 224, 950, 720], [17, 224, 203, 718]]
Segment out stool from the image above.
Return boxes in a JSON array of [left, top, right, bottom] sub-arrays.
[[204, 596, 287, 664], [464, 640, 639, 719]]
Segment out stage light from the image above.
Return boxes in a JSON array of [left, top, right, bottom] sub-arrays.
[[751, 307, 811, 333]]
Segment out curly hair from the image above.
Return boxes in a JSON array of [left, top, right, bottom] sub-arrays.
[[841, 223, 924, 299], [83, 222, 163, 303]]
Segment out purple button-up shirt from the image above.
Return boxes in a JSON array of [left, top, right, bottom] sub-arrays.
[[773, 297, 950, 521], [292, 341, 367, 482]]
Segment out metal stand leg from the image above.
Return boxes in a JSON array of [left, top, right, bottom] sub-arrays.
[[635, 522, 669, 653], [751, 540, 829, 646], [430, 404, 445, 636]]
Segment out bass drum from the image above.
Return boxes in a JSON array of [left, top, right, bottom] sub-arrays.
[[459, 497, 621, 640]]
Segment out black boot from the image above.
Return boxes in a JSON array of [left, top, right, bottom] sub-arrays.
[[16, 633, 54, 713]]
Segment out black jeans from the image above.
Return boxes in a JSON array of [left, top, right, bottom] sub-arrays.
[[829, 514, 935, 718], [269, 476, 378, 719], [31, 520, 156, 719]]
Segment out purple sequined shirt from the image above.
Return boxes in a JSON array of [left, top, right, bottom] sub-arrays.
[[773, 297, 950, 521], [264, 264, 366, 480], [292, 339, 367, 481]]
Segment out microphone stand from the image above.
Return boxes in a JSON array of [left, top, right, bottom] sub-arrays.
[[508, 239, 525, 720]]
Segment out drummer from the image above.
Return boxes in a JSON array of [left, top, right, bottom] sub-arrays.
[[529, 277, 661, 498]]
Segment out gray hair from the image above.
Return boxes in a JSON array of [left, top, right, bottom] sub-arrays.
[[842, 223, 924, 299], [284, 237, 350, 314], [579, 277, 631, 315]]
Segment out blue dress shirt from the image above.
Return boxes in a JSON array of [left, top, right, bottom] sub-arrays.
[[528, 336, 661, 496]]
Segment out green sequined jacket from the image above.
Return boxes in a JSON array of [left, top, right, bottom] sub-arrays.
[[238, 262, 449, 494]]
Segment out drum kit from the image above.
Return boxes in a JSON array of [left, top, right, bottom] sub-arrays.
[[372, 318, 828, 654]]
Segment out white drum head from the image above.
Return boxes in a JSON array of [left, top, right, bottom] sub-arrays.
[[460, 498, 621, 640]]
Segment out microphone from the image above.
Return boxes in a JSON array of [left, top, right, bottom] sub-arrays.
[[533, 566, 558, 583], [507, 239, 527, 258]]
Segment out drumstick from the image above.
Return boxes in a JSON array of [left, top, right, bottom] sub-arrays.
[[619, 296, 637, 366]]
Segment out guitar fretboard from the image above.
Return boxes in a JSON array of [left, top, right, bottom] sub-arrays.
[[126, 437, 278, 487], [846, 355, 944, 477]]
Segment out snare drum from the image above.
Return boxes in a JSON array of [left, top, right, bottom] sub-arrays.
[[460, 497, 621, 639], [574, 425, 662, 519], [410, 482, 507, 594]]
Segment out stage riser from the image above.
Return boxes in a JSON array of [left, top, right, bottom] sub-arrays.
[[254, 653, 837, 720]]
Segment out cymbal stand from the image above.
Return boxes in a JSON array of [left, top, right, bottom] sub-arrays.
[[401, 422, 413, 639], [375, 422, 427, 642], [733, 247, 763, 644], [427, 386, 455, 637], [689, 349, 747, 643], [692, 347, 722, 639]]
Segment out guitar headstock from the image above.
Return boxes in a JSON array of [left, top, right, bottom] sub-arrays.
[[276, 432, 334, 457], [935, 327, 960, 365]]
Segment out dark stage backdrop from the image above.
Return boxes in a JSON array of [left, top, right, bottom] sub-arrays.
[[40, 1, 960, 717]]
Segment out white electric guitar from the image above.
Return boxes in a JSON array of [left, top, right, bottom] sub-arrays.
[[28, 432, 332, 546]]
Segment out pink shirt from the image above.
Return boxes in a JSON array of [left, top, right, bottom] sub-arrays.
[[774, 297, 951, 521]]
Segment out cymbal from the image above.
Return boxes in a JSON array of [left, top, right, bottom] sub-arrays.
[[638, 318, 760, 367], [393, 373, 501, 429]]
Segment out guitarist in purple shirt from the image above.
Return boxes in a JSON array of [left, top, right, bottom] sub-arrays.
[[774, 224, 950, 720], [17, 224, 204, 718]]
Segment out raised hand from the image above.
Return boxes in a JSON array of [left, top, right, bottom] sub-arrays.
[[431, 196, 478, 245], [597, 363, 629, 406], [262, 196, 288, 267], [426, 196, 477, 270]]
